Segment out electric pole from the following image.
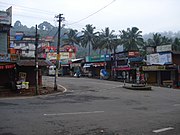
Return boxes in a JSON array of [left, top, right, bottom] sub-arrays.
[[54, 14, 64, 91], [35, 25, 39, 95]]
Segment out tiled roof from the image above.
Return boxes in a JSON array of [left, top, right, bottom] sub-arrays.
[[17, 59, 53, 66]]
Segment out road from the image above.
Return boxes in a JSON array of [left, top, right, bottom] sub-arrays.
[[0, 76, 180, 135]]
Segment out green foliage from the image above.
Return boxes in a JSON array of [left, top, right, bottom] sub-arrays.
[[80, 24, 99, 56], [120, 27, 144, 51], [62, 29, 80, 46]]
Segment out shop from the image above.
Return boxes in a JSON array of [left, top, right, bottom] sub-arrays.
[[142, 65, 177, 87], [16, 59, 52, 86], [84, 54, 111, 78]]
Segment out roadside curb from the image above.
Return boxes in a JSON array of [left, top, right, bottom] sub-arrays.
[[0, 84, 67, 100]]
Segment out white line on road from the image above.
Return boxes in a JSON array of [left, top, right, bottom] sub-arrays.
[[44, 111, 104, 116], [173, 104, 180, 106], [152, 127, 174, 133]]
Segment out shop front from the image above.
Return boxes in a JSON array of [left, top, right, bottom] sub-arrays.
[[142, 65, 177, 87], [84, 54, 111, 78]]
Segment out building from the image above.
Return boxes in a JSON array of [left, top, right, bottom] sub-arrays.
[[142, 44, 180, 88], [0, 7, 17, 88]]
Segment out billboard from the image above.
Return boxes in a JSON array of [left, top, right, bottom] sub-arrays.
[[0, 7, 12, 25], [156, 45, 172, 52], [146, 52, 172, 65]]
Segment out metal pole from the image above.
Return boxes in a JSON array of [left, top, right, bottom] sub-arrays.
[[54, 14, 63, 91], [35, 25, 39, 95]]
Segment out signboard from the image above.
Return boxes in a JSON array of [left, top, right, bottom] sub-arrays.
[[156, 45, 172, 52], [47, 52, 75, 61], [128, 51, 140, 57], [142, 66, 166, 71], [115, 53, 127, 60], [146, 52, 172, 65], [146, 46, 155, 54], [0, 7, 12, 25], [86, 54, 111, 62], [0, 53, 10, 62], [10, 54, 19, 61]]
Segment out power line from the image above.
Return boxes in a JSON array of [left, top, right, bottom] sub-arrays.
[[68, 0, 116, 25], [0, 1, 56, 15]]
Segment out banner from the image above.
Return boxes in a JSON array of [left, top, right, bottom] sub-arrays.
[[147, 53, 172, 65]]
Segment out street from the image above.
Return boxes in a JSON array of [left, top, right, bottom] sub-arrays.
[[0, 76, 180, 135]]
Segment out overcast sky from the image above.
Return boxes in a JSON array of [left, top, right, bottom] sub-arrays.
[[0, 0, 180, 34]]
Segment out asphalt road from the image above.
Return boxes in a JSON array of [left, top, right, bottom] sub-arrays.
[[0, 76, 180, 135]]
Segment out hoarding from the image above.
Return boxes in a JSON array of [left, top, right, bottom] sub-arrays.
[[146, 53, 172, 65], [156, 45, 172, 52], [0, 7, 12, 25]]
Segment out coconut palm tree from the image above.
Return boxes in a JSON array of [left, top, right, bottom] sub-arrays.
[[172, 37, 180, 51], [98, 27, 116, 54], [62, 29, 80, 46], [80, 24, 98, 56], [120, 27, 144, 51]]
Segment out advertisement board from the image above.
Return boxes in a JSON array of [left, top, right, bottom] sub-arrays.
[[0, 7, 12, 25], [0, 53, 10, 62], [146, 53, 172, 65], [156, 45, 172, 52]]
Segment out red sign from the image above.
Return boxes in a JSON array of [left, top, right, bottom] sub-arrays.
[[128, 51, 140, 57]]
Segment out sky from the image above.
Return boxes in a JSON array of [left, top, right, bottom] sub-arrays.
[[0, 0, 180, 34]]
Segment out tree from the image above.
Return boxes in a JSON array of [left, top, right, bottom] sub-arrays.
[[80, 24, 98, 56], [172, 38, 180, 51], [98, 27, 116, 54], [62, 29, 80, 46], [147, 33, 172, 46], [120, 27, 144, 51]]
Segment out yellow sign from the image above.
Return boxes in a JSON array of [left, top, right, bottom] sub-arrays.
[[142, 66, 166, 71], [57, 53, 61, 60]]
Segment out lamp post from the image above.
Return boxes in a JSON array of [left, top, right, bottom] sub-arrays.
[[54, 14, 64, 91]]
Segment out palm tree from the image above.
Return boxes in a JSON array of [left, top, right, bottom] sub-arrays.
[[80, 24, 98, 56], [120, 27, 144, 51], [172, 37, 180, 51], [98, 27, 116, 54], [62, 29, 80, 46], [147, 33, 171, 46]]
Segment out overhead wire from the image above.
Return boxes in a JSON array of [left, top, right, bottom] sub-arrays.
[[67, 0, 116, 26], [0, 1, 56, 15]]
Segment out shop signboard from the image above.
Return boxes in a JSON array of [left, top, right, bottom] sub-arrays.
[[128, 51, 140, 57], [142, 66, 166, 71], [10, 54, 19, 61], [0, 53, 10, 62], [156, 45, 172, 52], [86, 54, 111, 62], [115, 53, 127, 60], [47, 52, 75, 61]]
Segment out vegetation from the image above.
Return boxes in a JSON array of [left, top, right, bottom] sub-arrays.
[[11, 20, 180, 57]]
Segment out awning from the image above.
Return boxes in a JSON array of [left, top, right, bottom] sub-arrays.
[[129, 57, 143, 62], [114, 67, 131, 71]]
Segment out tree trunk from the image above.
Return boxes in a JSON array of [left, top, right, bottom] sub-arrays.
[[88, 41, 91, 56]]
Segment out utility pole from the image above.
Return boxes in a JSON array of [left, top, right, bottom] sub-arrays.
[[54, 14, 64, 91], [35, 25, 39, 95]]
